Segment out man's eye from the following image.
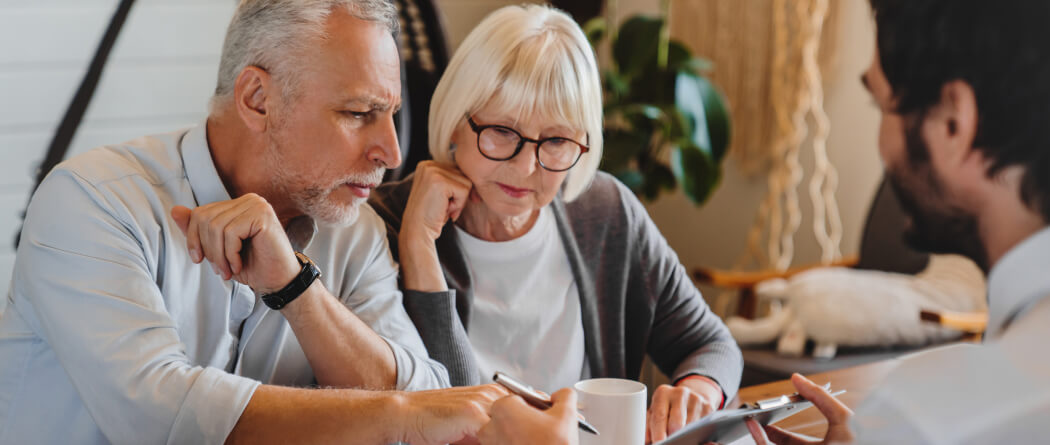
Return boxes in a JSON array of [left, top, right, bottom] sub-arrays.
[[344, 111, 371, 119]]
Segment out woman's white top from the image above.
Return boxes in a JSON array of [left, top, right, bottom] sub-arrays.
[[456, 206, 588, 392]]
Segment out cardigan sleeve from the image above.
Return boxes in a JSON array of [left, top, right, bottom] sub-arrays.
[[618, 181, 744, 402], [369, 178, 481, 386]]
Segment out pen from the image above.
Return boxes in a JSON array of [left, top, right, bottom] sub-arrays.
[[493, 372, 600, 436]]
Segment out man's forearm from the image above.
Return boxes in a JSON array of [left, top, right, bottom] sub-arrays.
[[281, 280, 398, 388], [226, 385, 400, 444]]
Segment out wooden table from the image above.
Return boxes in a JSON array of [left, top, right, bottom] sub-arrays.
[[732, 358, 902, 438]]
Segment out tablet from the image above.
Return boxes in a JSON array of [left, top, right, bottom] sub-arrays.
[[655, 387, 846, 445]]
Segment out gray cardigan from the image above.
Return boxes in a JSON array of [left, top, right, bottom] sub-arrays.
[[370, 171, 743, 401]]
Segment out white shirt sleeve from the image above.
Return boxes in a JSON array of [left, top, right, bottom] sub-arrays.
[[852, 303, 1050, 445], [13, 171, 258, 444]]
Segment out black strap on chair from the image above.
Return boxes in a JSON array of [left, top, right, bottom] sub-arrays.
[[15, 0, 136, 247]]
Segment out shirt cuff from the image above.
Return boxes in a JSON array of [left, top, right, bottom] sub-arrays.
[[167, 367, 260, 445], [380, 334, 450, 391]]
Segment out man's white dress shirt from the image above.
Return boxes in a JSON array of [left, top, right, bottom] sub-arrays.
[[0, 123, 448, 444], [852, 227, 1050, 444]]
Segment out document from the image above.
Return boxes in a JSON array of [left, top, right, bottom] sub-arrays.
[[655, 387, 844, 445]]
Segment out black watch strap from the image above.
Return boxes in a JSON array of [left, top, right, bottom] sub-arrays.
[[261, 252, 321, 310]]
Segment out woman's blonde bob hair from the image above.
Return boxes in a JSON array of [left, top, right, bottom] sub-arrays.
[[428, 4, 603, 201]]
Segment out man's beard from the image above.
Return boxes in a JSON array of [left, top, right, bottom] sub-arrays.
[[887, 119, 989, 271], [267, 132, 385, 227]]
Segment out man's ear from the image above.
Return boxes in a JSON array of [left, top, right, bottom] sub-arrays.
[[233, 66, 272, 133], [933, 79, 979, 166]]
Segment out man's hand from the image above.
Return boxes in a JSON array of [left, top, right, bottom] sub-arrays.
[[747, 373, 855, 445], [171, 193, 299, 294], [398, 161, 475, 292], [478, 388, 580, 445], [646, 376, 722, 443], [395, 384, 510, 445]]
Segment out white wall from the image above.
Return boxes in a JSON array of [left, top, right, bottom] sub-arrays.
[[0, 0, 236, 309]]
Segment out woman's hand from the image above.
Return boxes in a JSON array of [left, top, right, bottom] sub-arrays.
[[399, 161, 474, 291], [646, 376, 722, 443]]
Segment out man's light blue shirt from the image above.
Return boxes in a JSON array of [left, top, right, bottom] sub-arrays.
[[851, 227, 1050, 444], [0, 123, 449, 444]]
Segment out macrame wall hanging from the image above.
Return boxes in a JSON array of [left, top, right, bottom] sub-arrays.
[[672, 0, 844, 272]]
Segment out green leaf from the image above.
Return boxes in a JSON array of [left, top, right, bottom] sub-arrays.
[[612, 16, 664, 79], [583, 17, 607, 46], [665, 41, 693, 73], [674, 72, 731, 162], [600, 129, 649, 172], [612, 170, 645, 192], [603, 69, 630, 101], [682, 56, 714, 75], [639, 161, 677, 201], [671, 144, 722, 205]]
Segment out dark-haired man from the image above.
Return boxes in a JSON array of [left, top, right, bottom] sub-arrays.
[[482, 0, 1050, 443]]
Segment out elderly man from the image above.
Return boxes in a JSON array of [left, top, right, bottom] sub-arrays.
[[0, 1, 505, 444], [484, 0, 1050, 444]]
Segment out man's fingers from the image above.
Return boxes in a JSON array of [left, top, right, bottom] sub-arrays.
[[183, 208, 204, 264], [171, 205, 203, 263], [764, 424, 817, 445], [791, 374, 853, 424], [548, 388, 577, 420], [202, 202, 250, 279], [217, 199, 262, 277], [171, 206, 192, 235], [745, 418, 771, 445], [492, 394, 529, 414]]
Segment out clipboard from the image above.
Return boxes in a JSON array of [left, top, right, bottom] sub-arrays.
[[655, 383, 846, 445]]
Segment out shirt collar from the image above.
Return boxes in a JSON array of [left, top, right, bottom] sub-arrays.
[[986, 226, 1050, 335], [180, 121, 318, 250], [181, 121, 232, 207]]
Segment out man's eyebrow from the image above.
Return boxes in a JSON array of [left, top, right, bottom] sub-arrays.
[[342, 96, 400, 112]]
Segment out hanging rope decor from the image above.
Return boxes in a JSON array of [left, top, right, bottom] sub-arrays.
[[672, 0, 843, 273]]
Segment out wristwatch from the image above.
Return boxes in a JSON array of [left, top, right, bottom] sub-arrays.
[[260, 251, 321, 310]]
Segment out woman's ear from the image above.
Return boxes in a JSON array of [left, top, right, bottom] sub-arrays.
[[233, 66, 272, 133]]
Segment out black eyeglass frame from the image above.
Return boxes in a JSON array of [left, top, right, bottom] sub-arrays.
[[465, 115, 590, 172]]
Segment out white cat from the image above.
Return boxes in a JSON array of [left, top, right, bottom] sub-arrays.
[[727, 254, 987, 359]]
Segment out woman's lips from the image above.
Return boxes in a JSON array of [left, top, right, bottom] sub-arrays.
[[345, 182, 376, 198], [497, 182, 531, 198]]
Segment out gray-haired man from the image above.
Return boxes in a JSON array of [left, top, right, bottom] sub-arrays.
[[0, 1, 505, 443]]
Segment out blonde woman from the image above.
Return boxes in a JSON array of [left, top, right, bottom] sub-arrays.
[[370, 5, 743, 441]]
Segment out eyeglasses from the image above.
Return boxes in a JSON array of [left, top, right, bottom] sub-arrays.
[[465, 115, 589, 172]]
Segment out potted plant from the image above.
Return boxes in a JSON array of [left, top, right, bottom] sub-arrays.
[[585, 7, 731, 205]]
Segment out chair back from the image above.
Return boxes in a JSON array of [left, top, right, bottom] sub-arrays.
[[854, 177, 930, 275], [387, 0, 450, 182]]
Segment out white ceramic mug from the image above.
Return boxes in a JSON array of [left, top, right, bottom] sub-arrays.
[[574, 378, 647, 445]]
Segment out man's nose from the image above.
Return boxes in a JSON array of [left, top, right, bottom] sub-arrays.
[[368, 115, 402, 169]]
